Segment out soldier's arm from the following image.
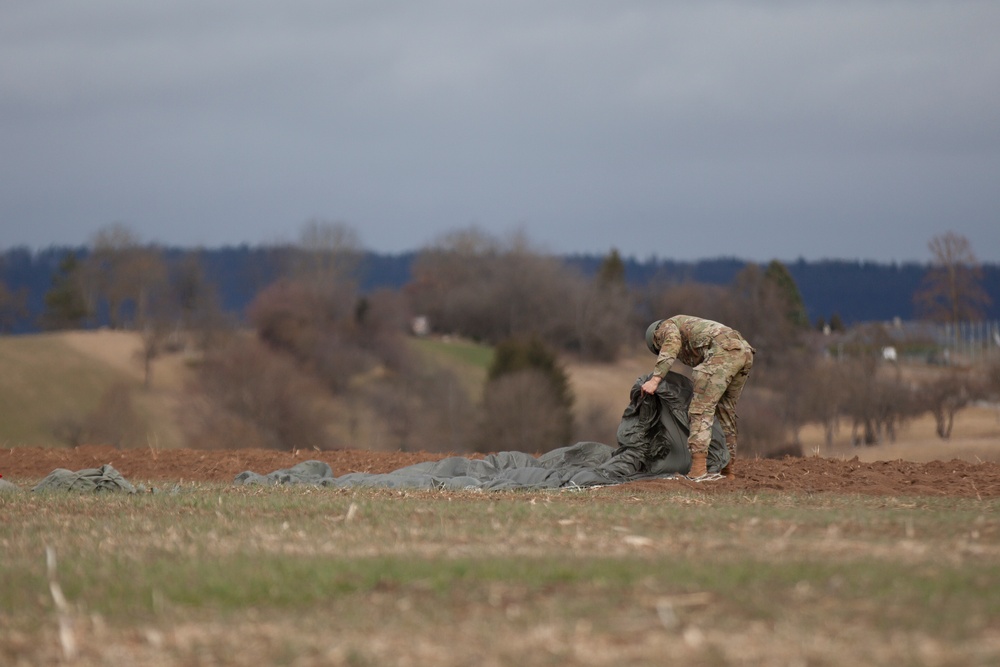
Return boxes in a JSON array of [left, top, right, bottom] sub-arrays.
[[641, 321, 681, 394], [652, 322, 682, 378]]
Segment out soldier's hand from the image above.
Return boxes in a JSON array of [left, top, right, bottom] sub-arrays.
[[640, 376, 661, 395]]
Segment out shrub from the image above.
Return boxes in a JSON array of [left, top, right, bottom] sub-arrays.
[[478, 370, 574, 454], [184, 338, 330, 451]]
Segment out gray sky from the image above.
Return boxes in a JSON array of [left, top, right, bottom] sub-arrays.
[[2, 1, 999, 263]]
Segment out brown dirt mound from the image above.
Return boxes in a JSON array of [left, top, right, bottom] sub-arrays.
[[3, 446, 1000, 498]]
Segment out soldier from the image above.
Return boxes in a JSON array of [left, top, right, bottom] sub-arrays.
[[641, 315, 754, 480]]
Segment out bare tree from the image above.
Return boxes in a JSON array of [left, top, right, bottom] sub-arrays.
[[87, 223, 169, 329], [639, 281, 731, 327], [354, 288, 412, 368], [184, 338, 330, 450], [171, 251, 213, 328], [248, 277, 375, 393], [835, 324, 893, 446], [128, 248, 170, 327], [88, 223, 141, 328], [295, 219, 363, 287], [168, 250, 231, 352], [987, 361, 1000, 400], [798, 359, 853, 448], [914, 231, 992, 327], [247, 223, 409, 398], [408, 227, 504, 342], [764, 346, 820, 446], [407, 226, 586, 350], [912, 369, 982, 440]]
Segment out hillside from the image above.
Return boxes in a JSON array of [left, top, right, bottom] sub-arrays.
[[0, 331, 497, 451], [0, 331, 191, 449], [1, 330, 998, 463]]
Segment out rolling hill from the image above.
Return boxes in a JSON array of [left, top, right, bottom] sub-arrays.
[[1, 330, 998, 464]]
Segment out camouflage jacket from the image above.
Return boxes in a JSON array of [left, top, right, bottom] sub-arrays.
[[651, 315, 744, 377]]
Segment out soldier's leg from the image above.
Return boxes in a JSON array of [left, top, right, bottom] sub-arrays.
[[717, 345, 753, 478], [686, 372, 724, 457], [690, 347, 753, 477], [716, 362, 751, 460], [687, 360, 733, 477]]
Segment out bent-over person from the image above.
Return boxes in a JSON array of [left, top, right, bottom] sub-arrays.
[[641, 315, 754, 479]]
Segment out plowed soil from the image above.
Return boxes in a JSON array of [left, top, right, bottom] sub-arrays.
[[4, 445, 1000, 498]]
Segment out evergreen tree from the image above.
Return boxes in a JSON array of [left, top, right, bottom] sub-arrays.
[[596, 247, 626, 287], [764, 259, 809, 328], [41, 252, 90, 330], [578, 247, 631, 361], [488, 336, 573, 406], [482, 336, 575, 452]]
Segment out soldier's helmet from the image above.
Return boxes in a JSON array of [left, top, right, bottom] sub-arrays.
[[645, 320, 664, 354]]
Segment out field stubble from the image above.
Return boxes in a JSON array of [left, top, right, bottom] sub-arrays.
[[3, 487, 1000, 666]]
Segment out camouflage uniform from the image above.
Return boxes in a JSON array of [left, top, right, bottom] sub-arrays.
[[650, 315, 754, 462]]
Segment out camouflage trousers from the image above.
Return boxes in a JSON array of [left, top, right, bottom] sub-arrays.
[[687, 332, 755, 460]]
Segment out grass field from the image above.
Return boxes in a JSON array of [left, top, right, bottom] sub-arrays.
[[0, 333, 135, 447], [3, 486, 999, 666], [411, 335, 494, 400], [0, 331, 196, 450]]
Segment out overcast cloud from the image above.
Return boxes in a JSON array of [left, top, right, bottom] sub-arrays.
[[2, 1, 998, 262]]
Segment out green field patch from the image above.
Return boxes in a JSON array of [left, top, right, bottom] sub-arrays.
[[412, 336, 494, 370], [410, 336, 493, 400]]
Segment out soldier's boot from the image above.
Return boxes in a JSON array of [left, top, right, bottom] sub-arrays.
[[688, 452, 708, 479], [721, 435, 737, 479]]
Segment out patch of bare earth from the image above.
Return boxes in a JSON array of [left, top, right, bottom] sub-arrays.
[[4, 445, 1000, 498]]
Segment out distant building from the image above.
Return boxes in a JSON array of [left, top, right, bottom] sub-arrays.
[[411, 315, 430, 337]]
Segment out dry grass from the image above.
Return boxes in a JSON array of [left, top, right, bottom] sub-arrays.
[[800, 406, 1000, 463], [59, 331, 147, 381], [2, 487, 999, 666], [0, 334, 132, 446], [0, 331, 193, 449]]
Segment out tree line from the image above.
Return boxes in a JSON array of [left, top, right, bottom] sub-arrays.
[[5, 242, 1000, 337], [1, 222, 997, 455]]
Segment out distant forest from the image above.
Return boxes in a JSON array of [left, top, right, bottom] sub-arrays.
[[2, 245, 999, 334]]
